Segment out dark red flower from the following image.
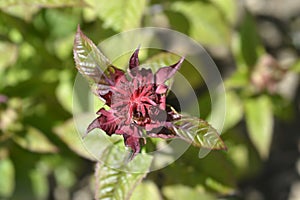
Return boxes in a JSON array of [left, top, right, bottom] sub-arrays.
[[73, 26, 226, 160], [86, 48, 184, 158]]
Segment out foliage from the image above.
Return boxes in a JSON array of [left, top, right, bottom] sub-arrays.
[[0, 0, 299, 199]]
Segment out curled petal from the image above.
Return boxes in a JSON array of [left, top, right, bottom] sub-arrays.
[[155, 57, 184, 84], [123, 134, 141, 160], [86, 109, 119, 136], [118, 125, 144, 159]]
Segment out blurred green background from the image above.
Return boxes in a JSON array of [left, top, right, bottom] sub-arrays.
[[0, 0, 299, 200]]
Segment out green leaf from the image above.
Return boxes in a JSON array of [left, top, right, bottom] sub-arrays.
[[94, 0, 147, 32], [223, 91, 243, 132], [172, 115, 226, 150], [245, 96, 273, 158], [94, 143, 152, 200], [53, 118, 96, 161], [56, 70, 73, 113], [73, 25, 112, 85], [131, 181, 162, 200], [170, 1, 231, 46], [291, 60, 300, 73], [13, 126, 58, 153], [0, 0, 87, 20], [239, 12, 261, 67], [162, 185, 216, 200], [0, 157, 15, 198], [0, 0, 87, 8], [0, 42, 18, 70], [211, 0, 238, 25]]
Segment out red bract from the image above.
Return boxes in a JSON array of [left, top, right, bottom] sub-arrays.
[[73, 26, 226, 160], [86, 48, 184, 158]]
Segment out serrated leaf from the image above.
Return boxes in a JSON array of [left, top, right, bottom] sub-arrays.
[[73, 25, 111, 84], [0, 157, 15, 198], [95, 0, 147, 32], [171, 1, 231, 46], [13, 126, 58, 153], [94, 144, 152, 200], [245, 96, 273, 158], [73, 26, 124, 102], [172, 115, 226, 150]]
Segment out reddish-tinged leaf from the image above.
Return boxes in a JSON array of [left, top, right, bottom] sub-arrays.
[[73, 25, 124, 100], [171, 115, 226, 150]]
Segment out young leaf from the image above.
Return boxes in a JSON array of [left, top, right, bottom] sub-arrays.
[[73, 26, 124, 102], [245, 96, 273, 158], [171, 115, 226, 150], [73, 25, 111, 84], [94, 144, 152, 200]]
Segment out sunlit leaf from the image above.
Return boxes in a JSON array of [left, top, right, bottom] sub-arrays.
[[245, 96, 273, 158], [205, 177, 235, 194], [53, 119, 96, 161], [94, 143, 152, 200], [170, 1, 231, 46], [56, 70, 73, 113], [0, 0, 87, 8], [95, 0, 147, 32], [0, 42, 18, 70], [0, 157, 15, 198], [30, 169, 49, 199], [13, 126, 58, 153], [0, 0, 87, 20], [172, 115, 226, 150], [162, 185, 215, 200], [211, 0, 238, 24], [131, 181, 162, 200]]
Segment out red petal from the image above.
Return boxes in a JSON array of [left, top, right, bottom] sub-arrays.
[[155, 57, 184, 84], [123, 134, 141, 160], [86, 109, 119, 136]]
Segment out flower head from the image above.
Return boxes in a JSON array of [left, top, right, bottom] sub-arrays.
[[86, 47, 184, 158], [73, 26, 226, 160]]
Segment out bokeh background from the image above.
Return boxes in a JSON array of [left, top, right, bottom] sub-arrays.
[[0, 0, 299, 200]]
